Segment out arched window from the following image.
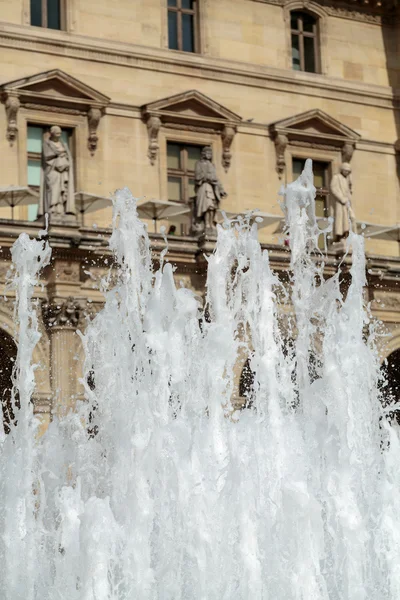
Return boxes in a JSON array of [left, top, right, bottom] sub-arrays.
[[290, 11, 319, 73], [0, 330, 18, 434]]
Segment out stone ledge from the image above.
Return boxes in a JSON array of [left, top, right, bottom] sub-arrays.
[[0, 23, 398, 110]]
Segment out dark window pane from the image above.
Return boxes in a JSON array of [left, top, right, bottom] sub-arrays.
[[47, 0, 61, 30], [292, 158, 304, 179], [167, 143, 181, 169], [168, 11, 178, 50], [186, 146, 202, 171], [291, 34, 301, 70], [313, 162, 328, 188], [302, 12, 316, 33], [182, 13, 194, 52], [168, 176, 182, 202], [304, 36, 316, 72], [290, 12, 300, 30], [315, 196, 326, 218], [182, 0, 194, 8], [168, 0, 177, 5], [30, 0, 42, 26]]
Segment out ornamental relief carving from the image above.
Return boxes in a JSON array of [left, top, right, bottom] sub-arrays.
[[372, 293, 400, 311], [42, 298, 83, 329], [251, 0, 396, 25]]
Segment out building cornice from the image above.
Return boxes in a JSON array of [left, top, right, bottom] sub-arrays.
[[0, 24, 398, 111], [252, 0, 399, 25]]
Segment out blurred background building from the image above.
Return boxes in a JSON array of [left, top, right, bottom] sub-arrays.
[[0, 0, 399, 428]]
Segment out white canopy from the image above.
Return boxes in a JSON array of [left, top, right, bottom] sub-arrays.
[[357, 220, 400, 240], [218, 210, 284, 231], [0, 186, 39, 219], [74, 192, 112, 224], [136, 199, 190, 232]]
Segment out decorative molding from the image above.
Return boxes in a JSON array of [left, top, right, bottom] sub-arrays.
[[269, 108, 361, 176], [252, 0, 399, 25], [0, 29, 397, 111], [42, 297, 83, 329], [289, 139, 338, 151], [146, 115, 162, 165], [272, 133, 288, 179], [21, 102, 84, 115], [0, 69, 110, 151], [221, 125, 236, 172], [142, 89, 241, 170], [2, 93, 20, 146], [87, 106, 102, 156]]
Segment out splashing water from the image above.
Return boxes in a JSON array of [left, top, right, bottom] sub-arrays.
[[1, 160, 399, 599]]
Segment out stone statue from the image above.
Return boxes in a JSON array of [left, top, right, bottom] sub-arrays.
[[330, 162, 356, 240], [38, 125, 76, 219], [194, 146, 227, 233]]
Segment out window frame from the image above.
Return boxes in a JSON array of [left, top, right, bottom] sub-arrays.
[[290, 10, 320, 74], [167, 141, 202, 205], [29, 0, 67, 30], [283, 1, 327, 75], [167, 0, 200, 53]]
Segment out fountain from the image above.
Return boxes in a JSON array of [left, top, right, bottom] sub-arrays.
[[1, 160, 399, 599]]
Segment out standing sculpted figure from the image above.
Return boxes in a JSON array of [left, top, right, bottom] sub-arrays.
[[330, 162, 356, 241], [38, 125, 76, 219], [194, 146, 227, 232]]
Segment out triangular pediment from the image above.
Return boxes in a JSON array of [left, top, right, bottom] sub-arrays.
[[0, 70, 110, 106], [142, 90, 241, 125], [270, 109, 360, 141]]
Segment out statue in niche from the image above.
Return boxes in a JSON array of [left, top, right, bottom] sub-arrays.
[[330, 162, 356, 241], [38, 125, 76, 220], [193, 146, 227, 233]]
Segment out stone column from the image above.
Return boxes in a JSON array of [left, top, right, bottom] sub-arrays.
[[42, 298, 82, 418]]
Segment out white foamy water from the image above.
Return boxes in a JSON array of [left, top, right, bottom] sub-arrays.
[[1, 160, 399, 599]]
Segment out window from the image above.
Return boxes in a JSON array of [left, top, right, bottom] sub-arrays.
[[168, 0, 198, 53], [290, 11, 319, 73], [293, 158, 330, 247], [30, 0, 64, 30], [27, 125, 71, 220], [167, 142, 202, 204], [167, 142, 202, 234]]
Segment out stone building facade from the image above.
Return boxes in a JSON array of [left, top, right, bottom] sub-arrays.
[[0, 0, 399, 429]]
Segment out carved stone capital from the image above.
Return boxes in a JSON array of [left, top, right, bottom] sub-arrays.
[[87, 106, 102, 156], [221, 125, 236, 172], [341, 141, 355, 163], [2, 92, 20, 146], [273, 133, 288, 179], [146, 115, 161, 165], [42, 297, 83, 329]]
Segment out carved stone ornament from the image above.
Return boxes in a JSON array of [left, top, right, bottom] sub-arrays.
[[87, 107, 103, 156], [146, 115, 162, 165], [142, 90, 242, 167], [0, 70, 110, 149], [2, 93, 20, 146], [341, 142, 355, 163], [273, 133, 288, 179], [269, 109, 360, 179], [221, 125, 236, 172], [42, 297, 82, 329]]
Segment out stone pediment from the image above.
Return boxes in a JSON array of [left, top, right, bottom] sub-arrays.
[[0, 70, 110, 154], [142, 90, 242, 171], [142, 90, 241, 128], [269, 109, 361, 179], [269, 109, 360, 144], [0, 69, 110, 110]]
